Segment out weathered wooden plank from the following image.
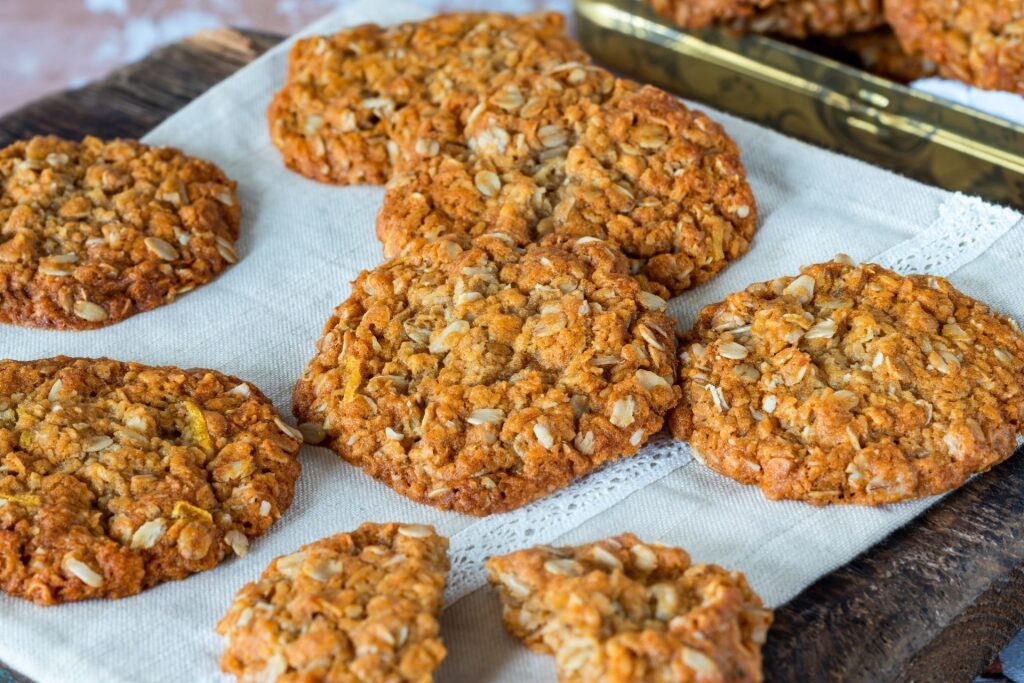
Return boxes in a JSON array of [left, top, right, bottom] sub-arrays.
[[764, 445, 1024, 682], [0, 28, 280, 146]]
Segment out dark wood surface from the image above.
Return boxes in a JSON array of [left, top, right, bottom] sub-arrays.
[[0, 28, 280, 146], [2, 26, 1023, 683]]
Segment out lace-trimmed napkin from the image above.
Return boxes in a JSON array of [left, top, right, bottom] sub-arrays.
[[2, 2, 1022, 681]]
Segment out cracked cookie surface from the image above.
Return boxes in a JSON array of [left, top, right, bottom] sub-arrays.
[[0, 136, 240, 330], [0, 357, 301, 605], [267, 12, 589, 185], [375, 63, 619, 258], [378, 83, 757, 298], [646, 0, 885, 38], [670, 258, 1024, 504], [486, 534, 772, 683], [218, 522, 449, 683], [293, 233, 681, 516], [885, 0, 1024, 95]]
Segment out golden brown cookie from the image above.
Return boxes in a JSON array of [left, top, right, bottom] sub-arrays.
[[486, 534, 772, 683], [293, 233, 681, 516], [646, 0, 885, 38], [267, 12, 590, 185], [378, 83, 757, 298], [375, 64, 620, 257], [885, 0, 1024, 95], [670, 258, 1024, 505], [0, 136, 240, 330], [218, 522, 449, 682], [0, 357, 301, 605]]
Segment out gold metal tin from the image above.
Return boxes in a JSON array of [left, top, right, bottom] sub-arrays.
[[575, 0, 1024, 209]]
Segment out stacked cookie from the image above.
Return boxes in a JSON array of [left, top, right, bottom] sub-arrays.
[[270, 13, 757, 297], [276, 11, 1024, 513], [276, 13, 758, 515], [884, 0, 1024, 94], [645, 0, 1024, 95], [646, 0, 887, 39]]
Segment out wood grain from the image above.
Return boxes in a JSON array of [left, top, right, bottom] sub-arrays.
[[0, 28, 280, 146], [765, 448, 1024, 682], [1, 25, 1023, 683]]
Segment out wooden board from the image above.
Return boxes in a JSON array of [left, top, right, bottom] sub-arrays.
[[1, 27, 1022, 683]]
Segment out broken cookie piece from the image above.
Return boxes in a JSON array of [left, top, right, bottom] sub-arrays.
[[218, 522, 450, 682], [486, 534, 771, 682]]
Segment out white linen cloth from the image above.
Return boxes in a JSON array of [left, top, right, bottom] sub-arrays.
[[912, 77, 1024, 127], [1, 2, 1023, 681]]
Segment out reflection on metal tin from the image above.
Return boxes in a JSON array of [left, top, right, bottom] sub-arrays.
[[575, 0, 1024, 209]]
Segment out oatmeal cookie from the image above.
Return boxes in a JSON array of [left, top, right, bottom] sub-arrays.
[[885, 0, 1024, 95], [0, 357, 301, 605], [0, 136, 240, 330], [375, 66, 619, 256], [267, 12, 590, 185], [218, 522, 449, 682], [293, 233, 681, 516], [646, 0, 885, 39], [378, 83, 756, 297], [669, 257, 1024, 505], [486, 534, 772, 682]]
